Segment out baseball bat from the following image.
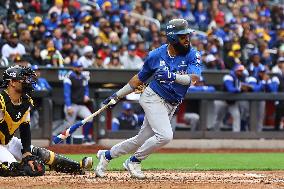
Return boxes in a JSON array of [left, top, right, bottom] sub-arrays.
[[53, 100, 115, 144]]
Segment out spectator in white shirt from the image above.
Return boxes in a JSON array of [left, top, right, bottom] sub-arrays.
[[272, 57, 284, 75], [1, 32, 26, 61], [78, 45, 95, 68], [120, 43, 143, 69]]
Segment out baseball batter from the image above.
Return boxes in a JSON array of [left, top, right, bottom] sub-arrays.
[[0, 65, 92, 177], [95, 18, 202, 179]]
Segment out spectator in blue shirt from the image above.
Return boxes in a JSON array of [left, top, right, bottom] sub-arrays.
[[213, 64, 251, 132], [63, 61, 94, 143], [193, 1, 210, 31], [44, 12, 59, 32], [248, 49, 264, 79], [111, 102, 140, 131], [247, 65, 279, 131]]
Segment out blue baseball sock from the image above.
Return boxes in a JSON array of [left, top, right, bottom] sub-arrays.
[[105, 150, 112, 161], [83, 122, 93, 140], [66, 136, 71, 144], [130, 156, 141, 163]]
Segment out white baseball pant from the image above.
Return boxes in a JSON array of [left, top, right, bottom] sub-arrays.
[[109, 87, 177, 160], [0, 137, 24, 164]]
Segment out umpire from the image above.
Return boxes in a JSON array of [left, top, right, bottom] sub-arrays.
[[63, 61, 94, 143]]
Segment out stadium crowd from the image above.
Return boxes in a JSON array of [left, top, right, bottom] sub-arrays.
[[0, 0, 283, 133], [0, 0, 282, 71]]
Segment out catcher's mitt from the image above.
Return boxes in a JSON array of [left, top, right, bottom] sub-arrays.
[[21, 155, 45, 176], [135, 83, 148, 94]]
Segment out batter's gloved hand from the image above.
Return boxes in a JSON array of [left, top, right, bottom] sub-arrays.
[[154, 69, 176, 83], [103, 93, 119, 108]]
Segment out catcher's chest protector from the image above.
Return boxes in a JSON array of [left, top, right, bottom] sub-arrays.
[[0, 91, 33, 145]]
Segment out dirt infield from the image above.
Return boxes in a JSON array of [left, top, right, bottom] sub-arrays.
[[1, 145, 275, 188], [1, 171, 284, 189]]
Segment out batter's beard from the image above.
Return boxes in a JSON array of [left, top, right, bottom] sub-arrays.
[[173, 42, 190, 56]]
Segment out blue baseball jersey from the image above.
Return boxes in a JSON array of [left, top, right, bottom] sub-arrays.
[[138, 44, 202, 103]]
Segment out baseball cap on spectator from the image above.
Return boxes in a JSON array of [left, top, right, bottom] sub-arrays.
[[122, 102, 132, 110], [230, 18, 237, 24], [111, 15, 120, 23], [79, 12, 91, 22], [72, 61, 83, 67], [50, 12, 58, 19], [47, 47, 56, 52], [61, 13, 71, 21], [84, 23, 91, 29], [18, 23, 27, 31], [259, 11, 266, 17], [14, 55, 22, 62], [102, 1, 112, 9], [33, 16, 42, 25], [232, 43, 241, 51], [10, 32, 18, 38], [223, 36, 231, 43], [250, 48, 260, 56], [214, 12, 225, 27], [83, 46, 93, 54], [205, 54, 216, 63], [44, 31, 52, 38], [62, 18, 73, 25], [31, 65, 39, 71], [277, 57, 284, 63], [210, 46, 218, 54], [128, 43, 136, 51], [241, 17, 248, 23], [259, 64, 267, 72], [111, 45, 119, 52], [233, 64, 245, 72], [16, 9, 25, 18], [102, 43, 109, 49], [55, 0, 63, 5], [84, 15, 92, 22], [81, 5, 93, 12], [96, 53, 103, 59], [240, 5, 249, 15]]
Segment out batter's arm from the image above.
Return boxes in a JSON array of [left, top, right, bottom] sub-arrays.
[[116, 74, 143, 99], [175, 74, 200, 85]]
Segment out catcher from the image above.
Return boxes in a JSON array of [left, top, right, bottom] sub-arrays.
[[0, 65, 93, 177]]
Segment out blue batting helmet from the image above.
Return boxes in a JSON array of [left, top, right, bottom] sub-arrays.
[[166, 19, 193, 43]]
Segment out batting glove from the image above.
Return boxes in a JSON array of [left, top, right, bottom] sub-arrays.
[[103, 93, 119, 108], [154, 69, 176, 83]]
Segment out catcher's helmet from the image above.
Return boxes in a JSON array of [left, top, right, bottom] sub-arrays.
[[166, 19, 193, 43], [1, 65, 37, 92]]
